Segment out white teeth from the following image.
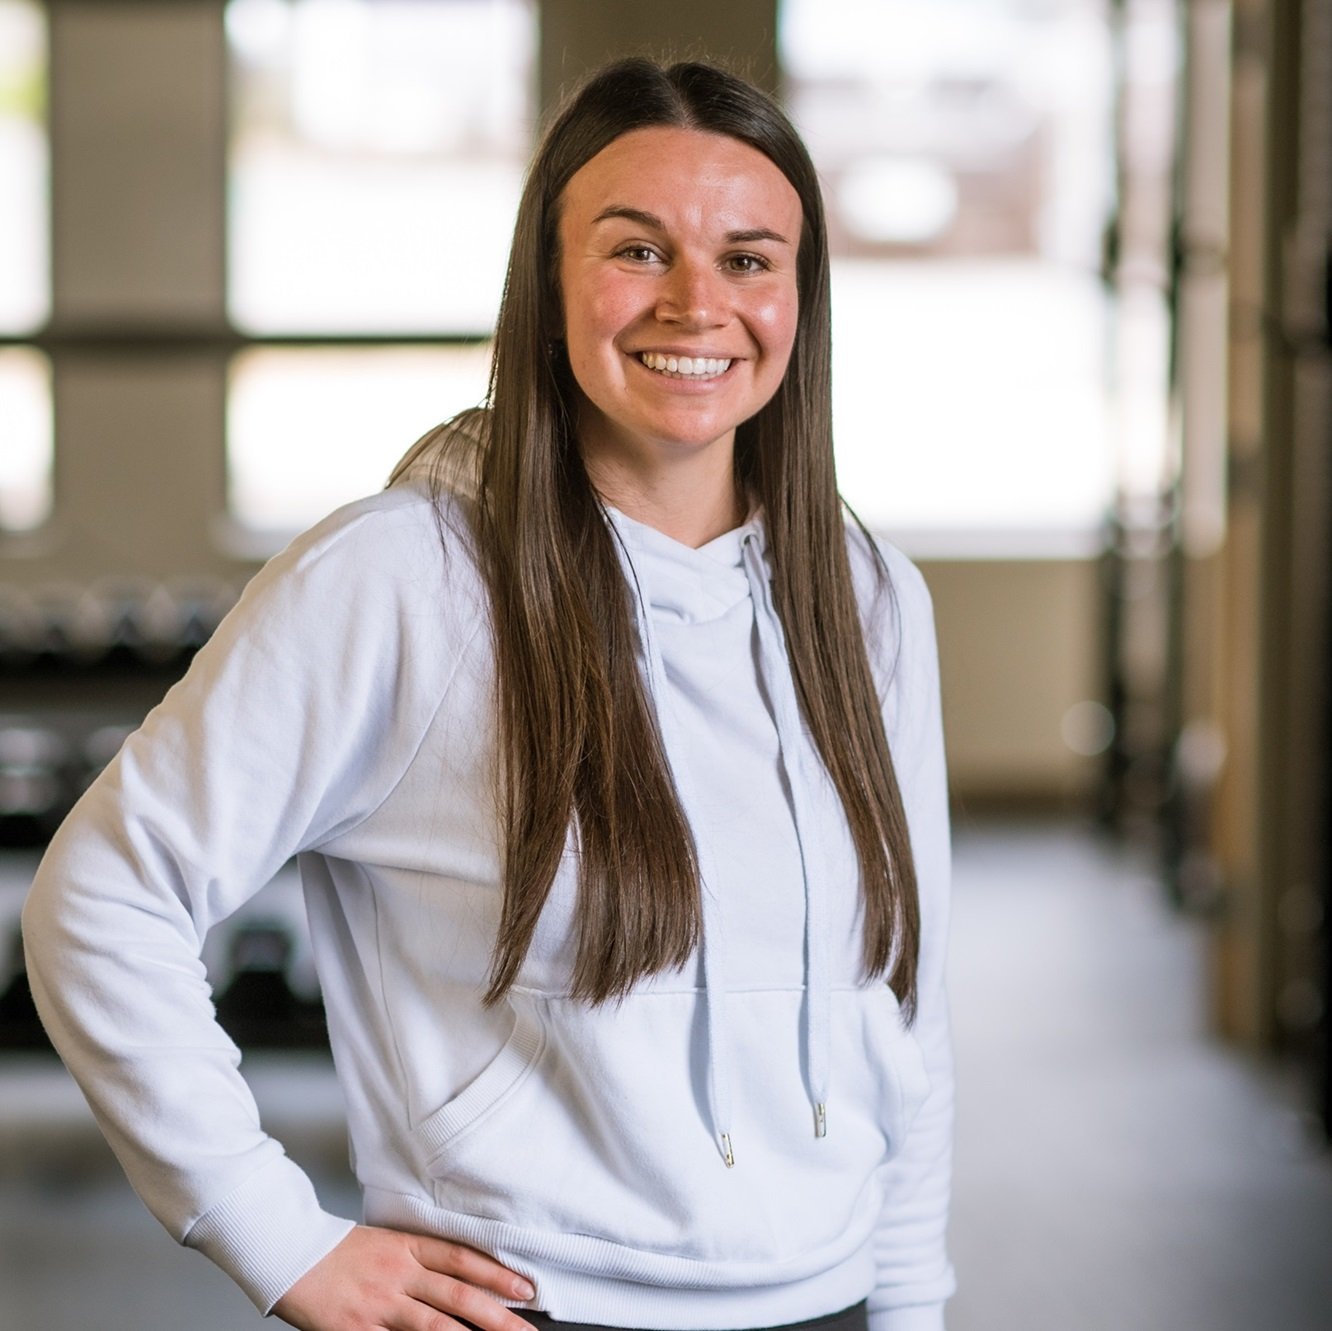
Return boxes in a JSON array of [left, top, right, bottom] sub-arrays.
[[640, 353, 732, 378]]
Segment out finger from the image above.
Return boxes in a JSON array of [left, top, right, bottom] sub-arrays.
[[409, 1235, 536, 1303], [404, 1273, 535, 1331]]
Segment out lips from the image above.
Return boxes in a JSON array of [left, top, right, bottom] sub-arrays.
[[637, 352, 734, 379]]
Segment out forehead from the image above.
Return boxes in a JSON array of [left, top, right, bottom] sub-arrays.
[[558, 126, 802, 238]]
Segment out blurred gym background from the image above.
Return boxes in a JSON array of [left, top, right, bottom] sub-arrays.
[[0, 1, 1330, 1328]]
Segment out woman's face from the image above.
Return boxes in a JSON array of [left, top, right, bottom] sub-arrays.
[[556, 126, 802, 483]]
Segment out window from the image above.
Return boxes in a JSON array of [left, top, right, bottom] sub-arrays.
[[226, 344, 491, 533], [0, 0, 51, 533], [0, 0, 46, 334], [0, 350, 52, 532], [782, 0, 1137, 554], [224, 0, 535, 536]]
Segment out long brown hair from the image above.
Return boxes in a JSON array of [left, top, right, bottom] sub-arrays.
[[391, 58, 921, 1018]]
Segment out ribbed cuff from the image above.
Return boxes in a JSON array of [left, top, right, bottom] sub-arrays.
[[183, 1155, 357, 1313], [867, 1303, 946, 1331]]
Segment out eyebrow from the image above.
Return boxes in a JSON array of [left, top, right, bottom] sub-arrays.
[[591, 205, 792, 246]]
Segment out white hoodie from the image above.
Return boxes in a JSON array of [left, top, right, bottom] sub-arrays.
[[21, 475, 955, 1331]]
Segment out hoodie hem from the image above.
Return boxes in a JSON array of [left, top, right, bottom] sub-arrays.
[[366, 1187, 880, 1330]]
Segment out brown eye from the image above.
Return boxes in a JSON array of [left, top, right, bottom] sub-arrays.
[[726, 253, 770, 274]]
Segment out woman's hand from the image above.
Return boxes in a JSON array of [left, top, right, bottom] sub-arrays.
[[272, 1225, 537, 1331]]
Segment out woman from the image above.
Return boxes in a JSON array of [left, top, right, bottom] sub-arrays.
[[22, 58, 955, 1331]]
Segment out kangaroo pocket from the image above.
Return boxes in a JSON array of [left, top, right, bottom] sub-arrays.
[[409, 985, 930, 1268]]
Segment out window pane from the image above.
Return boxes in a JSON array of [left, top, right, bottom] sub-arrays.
[[0, 0, 48, 333], [782, 0, 1122, 550], [0, 349, 53, 531], [831, 261, 1112, 545], [227, 345, 491, 533], [227, 0, 535, 334]]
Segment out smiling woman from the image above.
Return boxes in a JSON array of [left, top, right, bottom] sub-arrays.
[[23, 57, 955, 1331], [557, 126, 803, 544]]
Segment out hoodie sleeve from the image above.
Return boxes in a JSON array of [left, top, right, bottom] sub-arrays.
[[864, 545, 957, 1331], [20, 489, 473, 1313]]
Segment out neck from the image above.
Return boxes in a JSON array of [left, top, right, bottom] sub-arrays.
[[579, 433, 746, 548], [587, 462, 745, 547]]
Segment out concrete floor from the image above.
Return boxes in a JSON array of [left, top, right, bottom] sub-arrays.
[[943, 821, 1332, 1331], [2, 820, 1330, 1331]]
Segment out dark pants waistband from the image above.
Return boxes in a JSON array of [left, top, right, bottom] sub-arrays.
[[515, 1299, 869, 1331]]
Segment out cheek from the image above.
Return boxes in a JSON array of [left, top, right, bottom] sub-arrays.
[[562, 269, 637, 351], [586, 283, 644, 347], [560, 279, 644, 406], [753, 290, 801, 372]]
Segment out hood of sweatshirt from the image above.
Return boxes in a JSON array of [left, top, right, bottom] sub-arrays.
[[606, 508, 757, 625]]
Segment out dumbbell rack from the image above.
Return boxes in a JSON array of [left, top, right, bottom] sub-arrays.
[[0, 579, 330, 1053]]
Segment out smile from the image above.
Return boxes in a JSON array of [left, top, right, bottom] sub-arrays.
[[638, 352, 733, 379]]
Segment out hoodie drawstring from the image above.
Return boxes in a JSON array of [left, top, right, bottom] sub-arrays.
[[741, 533, 831, 1140], [611, 518, 831, 1166]]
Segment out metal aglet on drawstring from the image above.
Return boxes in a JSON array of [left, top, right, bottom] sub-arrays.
[[814, 1102, 827, 1138], [720, 1132, 736, 1168]]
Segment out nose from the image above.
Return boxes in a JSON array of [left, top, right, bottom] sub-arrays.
[[655, 258, 727, 328]]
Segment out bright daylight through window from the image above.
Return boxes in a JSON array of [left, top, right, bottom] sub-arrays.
[[225, 0, 534, 535], [0, 0, 51, 534], [782, 0, 1168, 554]]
